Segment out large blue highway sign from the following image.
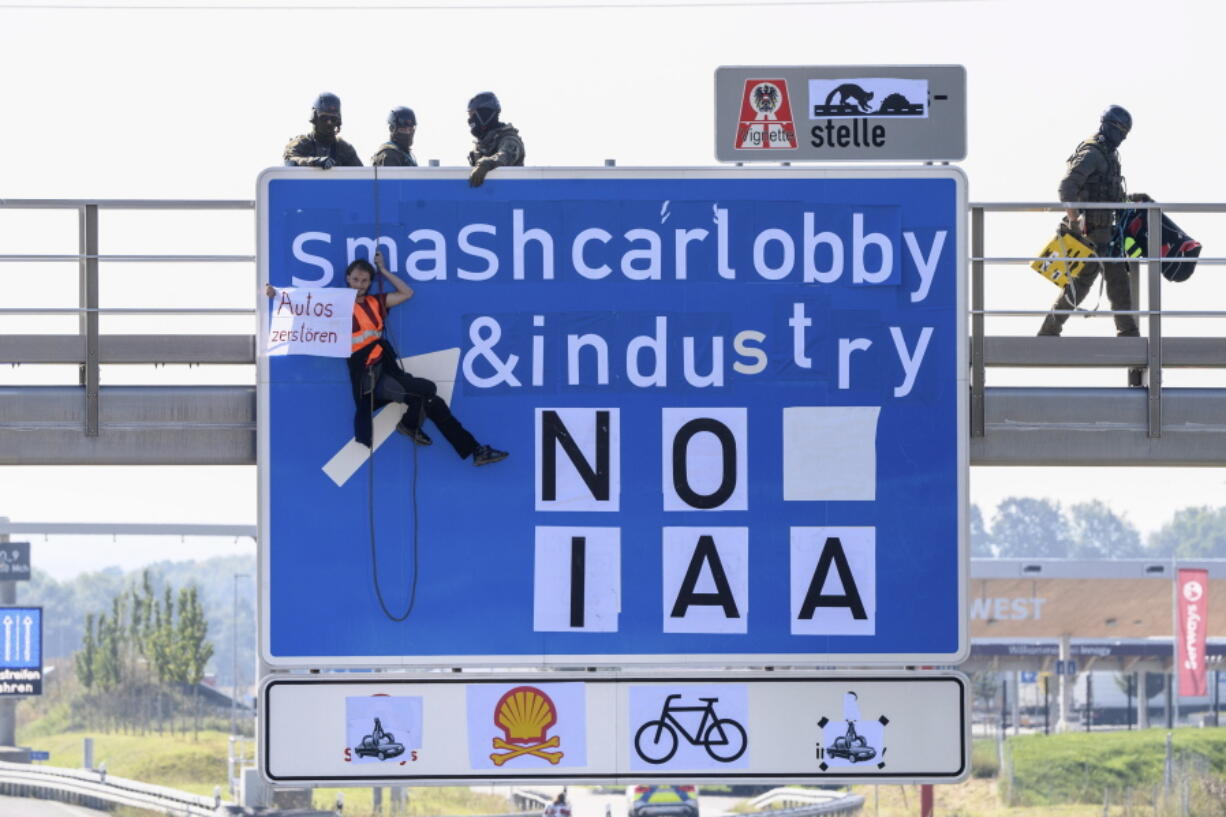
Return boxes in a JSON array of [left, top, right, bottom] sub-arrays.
[[258, 167, 967, 667]]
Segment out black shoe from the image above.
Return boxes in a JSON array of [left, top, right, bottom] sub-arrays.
[[472, 444, 508, 466], [396, 424, 433, 446], [1127, 368, 1145, 388]]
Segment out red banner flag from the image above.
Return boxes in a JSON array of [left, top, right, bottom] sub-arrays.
[[1177, 568, 1210, 698]]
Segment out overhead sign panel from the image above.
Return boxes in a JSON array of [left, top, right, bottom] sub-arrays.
[[0, 606, 42, 696], [0, 542, 30, 580], [716, 66, 967, 162], [262, 671, 969, 785], [258, 167, 967, 668]]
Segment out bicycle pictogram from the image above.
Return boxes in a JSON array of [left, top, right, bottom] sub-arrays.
[[633, 694, 747, 764]]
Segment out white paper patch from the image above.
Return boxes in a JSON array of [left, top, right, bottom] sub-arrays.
[[267, 287, 357, 358], [782, 406, 880, 501], [466, 682, 587, 769], [629, 684, 749, 771], [534, 526, 621, 632], [662, 408, 748, 511], [345, 696, 422, 765], [790, 526, 876, 635], [662, 527, 749, 634]]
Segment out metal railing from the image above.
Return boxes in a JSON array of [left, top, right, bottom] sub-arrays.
[[0, 198, 255, 437], [970, 200, 1226, 439], [0, 758, 226, 815], [4, 196, 1226, 457]]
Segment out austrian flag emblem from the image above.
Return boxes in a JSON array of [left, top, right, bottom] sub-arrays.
[[735, 79, 798, 150]]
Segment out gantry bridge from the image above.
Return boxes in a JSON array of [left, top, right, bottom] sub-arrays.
[[2, 195, 1225, 466]]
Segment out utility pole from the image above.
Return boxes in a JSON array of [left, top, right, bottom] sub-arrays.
[[0, 517, 14, 748], [232, 573, 250, 736]]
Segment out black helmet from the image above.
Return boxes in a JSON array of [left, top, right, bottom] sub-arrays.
[[467, 91, 501, 115], [388, 106, 417, 130], [1100, 105, 1132, 137], [311, 92, 342, 124]]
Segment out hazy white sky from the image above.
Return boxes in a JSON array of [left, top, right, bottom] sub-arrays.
[[1, 0, 1224, 579]]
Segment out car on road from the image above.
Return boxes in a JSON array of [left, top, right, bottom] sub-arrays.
[[626, 785, 699, 817]]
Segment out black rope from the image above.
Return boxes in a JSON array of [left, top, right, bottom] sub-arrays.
[[367, 160, 422, 623]]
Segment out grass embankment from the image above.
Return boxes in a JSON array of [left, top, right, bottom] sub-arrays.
[[848, 731, 1225, 817], [14, 726, 519, 815], [14, 728, 233, 797], [1006, 730, 1226, 808]]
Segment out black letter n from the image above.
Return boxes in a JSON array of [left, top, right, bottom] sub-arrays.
[[541, 410, 609, 502]]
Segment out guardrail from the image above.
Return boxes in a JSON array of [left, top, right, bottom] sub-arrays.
[[750, 787, 864, 815], [0, 758, 226, 815]]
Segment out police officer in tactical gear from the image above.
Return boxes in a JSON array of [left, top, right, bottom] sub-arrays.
[[1037, 105, 1139, 338], [372, 106, 418, 167], [284, 92, 363, 169], [466, 92, 524, 187]]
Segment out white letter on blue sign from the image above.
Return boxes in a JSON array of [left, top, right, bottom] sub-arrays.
[[291, 231, 333, 287], [888, 326, 933, 398], [513, 209, 554, 280], [852, 213, 894, 284], [457, 223, 499, 280], [804, 213, 844, 283]]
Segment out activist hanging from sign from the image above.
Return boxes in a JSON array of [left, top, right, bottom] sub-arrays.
[[266, 286, 357, 357], [258, 167, 967, 668]]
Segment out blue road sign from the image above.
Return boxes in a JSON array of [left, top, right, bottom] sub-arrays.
[[29, 750, 50, 761], [258, 167, 967, 667], [1020, 671, 1038, 684], [0, 606, 42, 695]]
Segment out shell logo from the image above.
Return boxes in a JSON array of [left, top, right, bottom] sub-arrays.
[[490, 685, 564, 766]]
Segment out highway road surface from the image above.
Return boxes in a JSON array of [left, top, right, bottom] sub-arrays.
[[0, 794, 106, 817]]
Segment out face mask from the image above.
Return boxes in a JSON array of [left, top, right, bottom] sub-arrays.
[[468, 108, 497, 137], [1101, 122, 1126, 149], [314, 115, 339, 142], [392, 129, 414, 150]]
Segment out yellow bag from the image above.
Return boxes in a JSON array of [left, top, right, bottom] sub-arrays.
[[1031, 230, 1095, 287]]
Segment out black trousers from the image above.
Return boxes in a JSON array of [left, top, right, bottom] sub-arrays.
[[373, 366, 478, 459], [1038, 226, 1139, 337]]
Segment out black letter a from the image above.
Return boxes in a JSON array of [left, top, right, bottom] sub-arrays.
[[797, 537, 867, 620], [670, 535, 740, 619]]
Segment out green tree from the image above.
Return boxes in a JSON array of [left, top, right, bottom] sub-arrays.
[[970, 503, 993, 557], [990, 497, 1072, 558], [1068, 500, 1143, 559], [1148, 506, 1226, 558], [75, 613, 96, 690], [176, 584, 214, 738]]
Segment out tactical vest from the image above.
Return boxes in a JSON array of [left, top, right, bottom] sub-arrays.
[[376, 141, 416, 166], [1070, 136, 1124, 202]]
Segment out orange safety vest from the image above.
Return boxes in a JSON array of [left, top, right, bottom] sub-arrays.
[[351, 295, 385, 366]]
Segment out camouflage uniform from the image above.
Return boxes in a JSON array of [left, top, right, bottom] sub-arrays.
[[1038, 133, 1138, 337], [283, 134, 363, 167], [371, 141, 417, 167], [468, 123, 525, 170]]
